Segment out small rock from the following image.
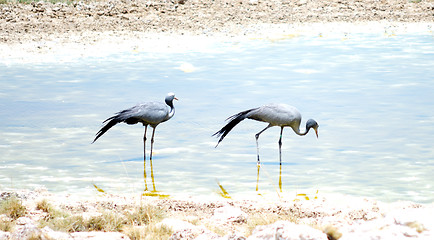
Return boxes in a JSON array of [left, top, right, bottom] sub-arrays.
[[249, 0, 259, 5], [212, 206, 247, 224], [15, 217, 33, 226], [0, 231, 11, 240], [11, 218, 41, 240], [194, 231, 221, 240], [248, 221, 328, 240], [170, 228, 218, 240], [386, 207, 434, 231], [70, 232, 130, 240], [163, 218, 219, 240], [223, 233, 247, 240], [41, 226, 73, 240], [159, 218, 196, 232], [298, 0, 308, 6]]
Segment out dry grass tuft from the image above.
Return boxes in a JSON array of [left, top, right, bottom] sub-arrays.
[[124, 224, 173, 240], [125, 204, 165, 226], [407, 221, 427, 234], [87, 211, 126, 232], [27, 232, 44, 240], [36, 199, 52, 213], [323, 225, 343, 240], [36, 199, 168, 238], [123, 204, 171, 239], [246, 209, 298, 236], [0, 219, 14, 232], [0, 196, 27, 220], [43, 214, 87, 232]]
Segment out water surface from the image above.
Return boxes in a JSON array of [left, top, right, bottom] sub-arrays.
[[1, 31, 433, 203]]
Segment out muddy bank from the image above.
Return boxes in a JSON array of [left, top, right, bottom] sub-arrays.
[[0, 0, 433, 63], [0, 0, 433, 44]]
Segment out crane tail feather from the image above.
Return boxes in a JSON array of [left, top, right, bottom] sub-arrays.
[[213, 109, 254, 147], [92, 116, 121, 144]]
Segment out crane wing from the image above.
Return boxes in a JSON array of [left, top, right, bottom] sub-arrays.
[[122, 102, 169, 125]]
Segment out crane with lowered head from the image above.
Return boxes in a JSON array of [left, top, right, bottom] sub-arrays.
[[213, 103, 319, 164]]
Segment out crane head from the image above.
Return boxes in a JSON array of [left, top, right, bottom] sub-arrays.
[[166, 92, 178, 101], [306, 119, 319, 138]]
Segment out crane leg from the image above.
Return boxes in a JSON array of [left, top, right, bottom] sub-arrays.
[[278, 127, 283, 164], [143, 125, 148, 162], [278, 127, 284, 192], [150, 127, 156, 161], [255, 125, 271, 165], [143, 125, 148, 191]]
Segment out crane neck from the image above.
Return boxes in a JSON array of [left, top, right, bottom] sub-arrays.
[[293, 125, 310, 136], [168, 105, 175, 119], [165, 99, 175, 121]]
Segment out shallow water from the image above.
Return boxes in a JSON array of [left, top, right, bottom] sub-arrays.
[[1, 31, 434, 203]]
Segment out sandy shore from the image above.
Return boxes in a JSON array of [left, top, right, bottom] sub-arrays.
[[1, 188, 434, 239]]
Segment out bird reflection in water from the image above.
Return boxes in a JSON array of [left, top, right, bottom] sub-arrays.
[[255, 163, 283, 194], [279, 163, 282, 192], [142, 157, 169, 198], [216, 180, 231, 199]]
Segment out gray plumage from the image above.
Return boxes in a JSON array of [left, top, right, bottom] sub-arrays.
[[93, 93, 177, 161], [214, 103, 318, 163]]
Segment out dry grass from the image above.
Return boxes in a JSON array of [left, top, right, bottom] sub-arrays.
[[0, 196, 27, 220], [407, 221, 427, 234], [36, 199, 67, 220], [205, 223, 227, 236], [0, 195, 27, 233], [42, 214, 86, 232], [123, 204, 171, 239], [124, 204, 165, 226], [27, 233, 44, 240], [36, 199, 80, 232], [1, 196, 308, 239], [124, 224, 173, 240], [35, 198, 171, 238], [0, 219, 14, 232], [246, 209, 298, 236], [35, 199, 52, 213], [0, 0, 74, 4], [323, 225, 343, 240]]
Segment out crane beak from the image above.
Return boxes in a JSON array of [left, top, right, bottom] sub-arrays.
[[314, 128, 318, 138], [174, 97, 179, 101]]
